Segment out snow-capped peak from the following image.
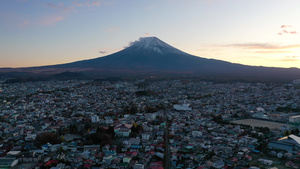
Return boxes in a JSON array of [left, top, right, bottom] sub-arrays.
[[127, 37, 186, 54]]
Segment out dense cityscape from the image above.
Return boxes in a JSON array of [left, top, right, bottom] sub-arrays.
[[0, 79, 300, 168], [3, 0, 300, 169]]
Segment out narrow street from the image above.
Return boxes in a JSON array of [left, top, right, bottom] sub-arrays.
[[164, 110, 171, 169]]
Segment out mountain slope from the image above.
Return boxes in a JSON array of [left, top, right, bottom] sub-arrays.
[[48, 37, 242, 71], [1, 37, 300, 82]]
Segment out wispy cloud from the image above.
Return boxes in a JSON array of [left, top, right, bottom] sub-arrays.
[[280, 56, 299, 62], [204, 43, 300, 55], [225, 43, 300, 50], [45, 3, 74, 13], [41, 1, 102, 26], [40, 2, 74, 26], [45, 3, 63, 9], [92, 1, 101, 6], [144, 33, 151, 37], [40, 15, 65, 26], [72, 0, 101, 7], [73, 1, 84, 7], [235, 56, 262, 59], [254, 50, 291, 54], [278, 25, 297, 35], [99, 51, 106, 54], [281, 25, 292, 29], [2, 0, 104, 27]]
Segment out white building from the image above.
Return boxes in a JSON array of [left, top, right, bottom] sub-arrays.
[[142, 133, 151, 140], [91, 115, 99, 123], [192, 131, 202, 137], [115, 124, 132, 137], [293, 79, 300, 85], [144, 113, 157, 121], [212, 160, 225, 168], [252, 113, 269, 119], [133, 163, 145, 169], [104, 117, 113, 124], [258, 158, 273, 165], [289, 115, 300, 123], [173, 104, 192, 111]]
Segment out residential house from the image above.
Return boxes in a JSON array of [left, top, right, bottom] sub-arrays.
[[212, 160, 225, 169], [84, 145, 100, 151], [116, 126, 131, 137], [0, 157, 18, 169]]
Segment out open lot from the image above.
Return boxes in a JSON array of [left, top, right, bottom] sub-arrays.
[[249, 153, 293, 169], [231, 118, 290, 129]]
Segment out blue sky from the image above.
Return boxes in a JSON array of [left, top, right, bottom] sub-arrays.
[[1, 0, 300, 68]]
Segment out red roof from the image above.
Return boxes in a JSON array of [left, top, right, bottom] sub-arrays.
[[231, 157, 238, 162], [147, 151, 155, 155], [126, 151, 138, 156], [84, 164, 91, 168], [150, 161, 163, 167], [44, 160, 58, 166]]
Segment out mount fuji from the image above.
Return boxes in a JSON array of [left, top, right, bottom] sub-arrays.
[[1, 37, 300, 82]]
